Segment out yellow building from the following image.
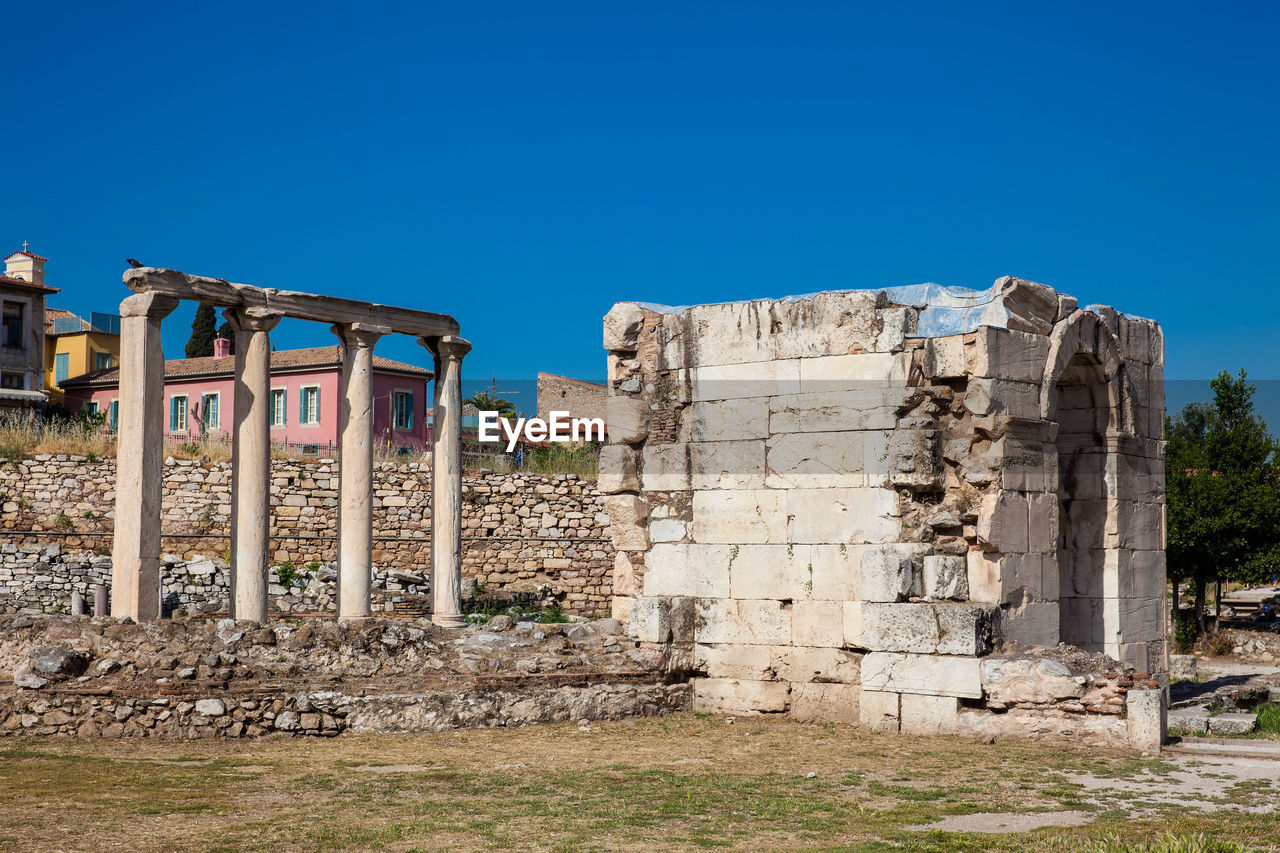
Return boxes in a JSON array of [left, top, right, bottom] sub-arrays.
[[44, 309, 121, 407]]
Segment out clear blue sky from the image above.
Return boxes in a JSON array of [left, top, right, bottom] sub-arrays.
[[2, 1, 1276, 395]]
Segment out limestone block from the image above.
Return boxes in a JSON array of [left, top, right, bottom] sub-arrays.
[[685, 300, 779, 366], [967, 326, 1051, 383], [650, 519, 687, 542], [976, 491, 1029, 554], [923, 555, 968, 600], [858, 603, 996, 656], [791, 682, 861, 723], [691, 490, 787, 543], [605, 495, 650, 551], [690, 440, 766, 490], [980, 658, 1084, 707], [798, 352, 909, 396], [859, 549, 917, 602], [679, 398, 769, 443], [843, 600, 862, 648], [603, 302, 646, 352], [1125, 689, 1167, 749], [765, 431, 891, 489], [694, 643, 792, 681], [640, 443, 691, 492], [628, 596, 670, 643], [1118, 596, 1164, 645], [858, 689, 900, 732], [1117, 501, 1164, 551], [925, 335, 967, 380], [607, 396, 649, 444], [692, 678, 790, 714], [1116, 451, 1164, 504], [767, 388, 904, 434], [792, 600, 844, 647], [613, 552, 639, 597], [1026, 492, 1059, 554], [642, 544, 731, 598], [899, 693, 959, 736], [860, 653, 983, 699], [964, 378, 1041, 419], [1123, 550, 1167, 602], [1169, 654, 1197, 682], [770, 291, 882, 359], [691, 359, 800, 402], [695, 599, 791, 645], [786, 487, 899, 545], [668, 596, 697, 643], [790, 646, 862, 684], [1002, 601, 1060, 647], [597, 445, 639, 495], [995, 436, 1056, 493]]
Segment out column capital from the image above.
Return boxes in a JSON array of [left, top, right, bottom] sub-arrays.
[[221, 306, 283, 333], [119, 291, 180, 320], [331, 322, 391, 349], [420, 335, 472, 361]]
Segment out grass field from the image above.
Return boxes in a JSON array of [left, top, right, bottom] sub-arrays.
[[0, 714, 1275, 852]]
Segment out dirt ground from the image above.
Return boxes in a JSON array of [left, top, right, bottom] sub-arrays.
[[2, 714, 1278, 852]]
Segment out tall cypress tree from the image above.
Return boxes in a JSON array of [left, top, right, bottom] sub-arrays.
[[185, 304, 218, 358], [216, 320, 236, 355]]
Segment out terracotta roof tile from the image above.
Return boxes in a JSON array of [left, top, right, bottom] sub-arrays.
[[4, 249, 49, 262], [63, 345, 432, 387]]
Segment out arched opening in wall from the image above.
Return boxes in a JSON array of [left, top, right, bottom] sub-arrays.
[[1055, 351, 1115, 653]]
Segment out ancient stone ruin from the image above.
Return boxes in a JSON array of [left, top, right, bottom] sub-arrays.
[[111, 268, 471, 626], [601, 276, 1167, 743]]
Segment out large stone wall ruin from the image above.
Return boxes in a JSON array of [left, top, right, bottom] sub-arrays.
[[0, 457, 614, 616], [600, 276, 1167, 742]]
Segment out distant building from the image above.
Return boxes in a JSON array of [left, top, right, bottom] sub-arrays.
[[63, 339, 434, 450], [0, 246, 59, 412], [44, 308, 122, 407], [536, 373, 608, 436]]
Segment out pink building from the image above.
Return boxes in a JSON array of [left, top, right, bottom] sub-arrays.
[[62, 339, 433, 451]]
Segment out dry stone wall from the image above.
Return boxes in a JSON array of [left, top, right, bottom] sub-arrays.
[[601, 276, 1168, 745], [0, 457, 614, 616]]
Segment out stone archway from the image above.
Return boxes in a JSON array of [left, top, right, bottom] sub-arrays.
[[1042, 311, 1126, 657]]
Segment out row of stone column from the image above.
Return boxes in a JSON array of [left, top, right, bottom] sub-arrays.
[[111, 292, 471, 625]]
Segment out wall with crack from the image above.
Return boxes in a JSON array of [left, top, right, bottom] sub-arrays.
[[600, 276, 1167, 741]]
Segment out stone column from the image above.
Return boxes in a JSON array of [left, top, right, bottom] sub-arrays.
[[223, 307, 282, 623], [422, 335, 472, 628], [111, 291, 179, 622], [331, 322, 390, 620]]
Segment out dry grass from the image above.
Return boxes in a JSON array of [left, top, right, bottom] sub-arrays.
[[0, 715, 1276, 852]]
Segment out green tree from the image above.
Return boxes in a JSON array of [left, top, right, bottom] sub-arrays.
[[215, 320, 236, 355], [464, 391, 517, 418], [185, 304, 218, 358], [1166, 370, 1280, 636]]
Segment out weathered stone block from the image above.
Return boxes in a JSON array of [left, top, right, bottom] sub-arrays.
[[798, 352, 909, 394], [791, 682, 860, 723], [963, 378, 1041, 419], [976, 491, 1029, 554], [695, 599, 791, 645], [858, 603, 995, 656], [692, 678, 790, 714], [641, 444, 691, 492], [605, 495, 650, 551], [858, 689, 900, 732], [765, 431, 891, 489], [859, 550, 917, 602], [860, 653, 982, 698], [694, 643, 792, 681], [980, 657, 1084, 707], [680, 398, 770, 443], [923, 555, 967, 600], [597, 445, 639, 495], [768, 388, 903, 434], [691, 490, 787, 544], [899, 693, 959, 736], [628, 596, 670, 643], [791, 600, 844, 648], [1126, 688, 1167, 748], [967, 325, 1051, 383], [603, 302, 646, 352], [1002, 601, 1059, 647], [606, 396, 649, 444], [692, 359, 800, 401], [789, 646, 862, 684], [787, 488, 900, 545], [690, 440, 766, 490], [643, 544, 731, 598]]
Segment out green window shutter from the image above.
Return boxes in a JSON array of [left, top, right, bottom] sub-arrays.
[[299, 389, 306, 424], [55, 353, 69, 384], [169, 397, 177, 431], [407, 392, 413, 429]]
